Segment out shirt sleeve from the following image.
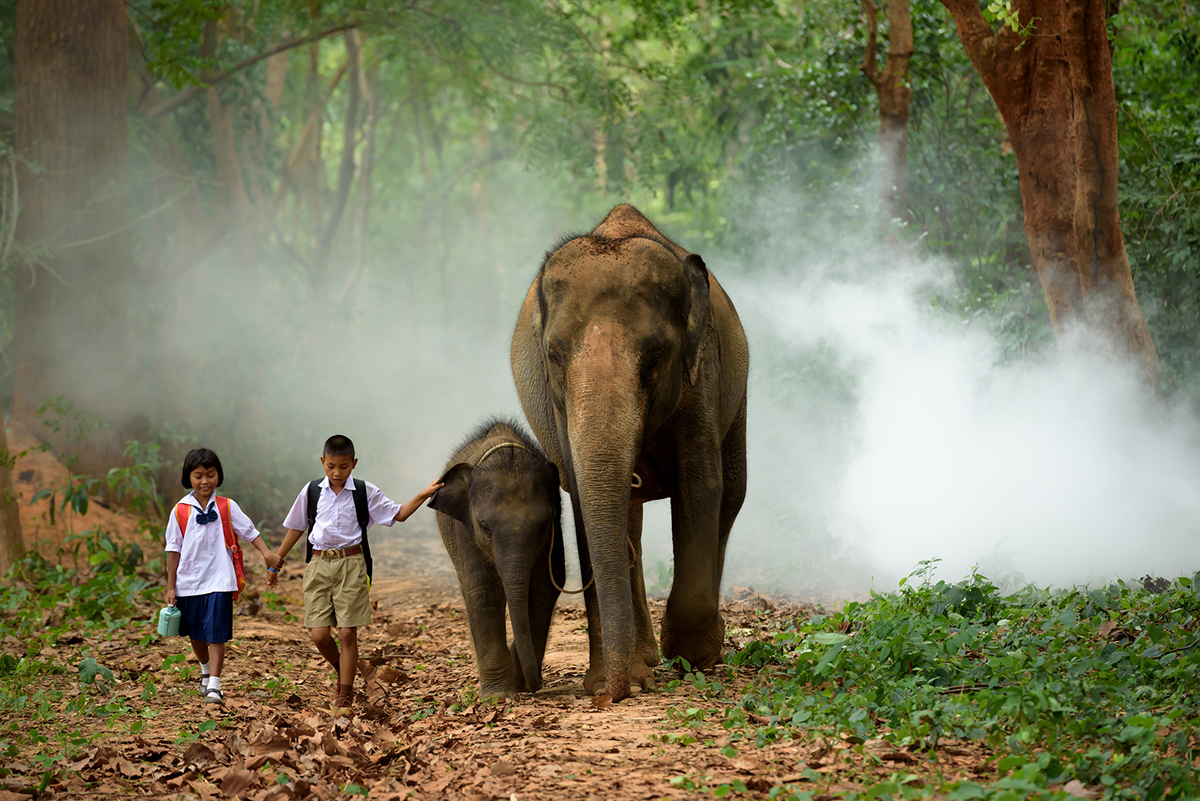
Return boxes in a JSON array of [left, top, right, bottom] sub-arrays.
[[282, 485, 310, 531], [228, 499, 260, 543], [365, 482, 403, 527], [164, 504, 183, 553]]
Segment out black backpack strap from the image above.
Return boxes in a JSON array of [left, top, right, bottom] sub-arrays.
[[305, 479, 321, 564], [351, 479, 373, 583]]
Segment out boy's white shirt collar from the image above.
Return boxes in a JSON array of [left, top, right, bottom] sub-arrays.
[[320, 475, 358, 491], [182, 490, 217, 510]]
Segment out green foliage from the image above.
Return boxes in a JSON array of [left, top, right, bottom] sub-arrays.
[[714, 566, 1200, 799], [1113, 1, 1200, 404]]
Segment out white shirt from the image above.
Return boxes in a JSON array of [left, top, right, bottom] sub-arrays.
[[165, 492, 260, 596], [281, 475, 401, 550]]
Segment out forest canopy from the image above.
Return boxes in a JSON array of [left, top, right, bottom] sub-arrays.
[[0, 0, 1196, 534]]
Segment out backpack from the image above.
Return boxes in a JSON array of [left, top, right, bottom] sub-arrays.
[[305, 479, 373, 584], [174, 496, 246, 601]]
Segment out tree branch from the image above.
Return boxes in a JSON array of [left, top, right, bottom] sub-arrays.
[[938, 0, 1000, 79], [142, 23, 359, 119]]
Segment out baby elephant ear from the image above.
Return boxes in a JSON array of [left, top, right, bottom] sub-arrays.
[[428, 463, 473, 524]]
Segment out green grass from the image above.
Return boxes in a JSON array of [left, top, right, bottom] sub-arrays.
[[704, 562, 1200, 800]]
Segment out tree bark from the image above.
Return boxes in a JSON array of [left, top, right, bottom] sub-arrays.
[[939, 0, 1159, 388], [13, 0, 139, 438], [861, 0, 914, 240], [0, 401, 23, 576]]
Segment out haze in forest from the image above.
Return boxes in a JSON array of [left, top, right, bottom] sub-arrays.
[[110, 176, 1197, 600]]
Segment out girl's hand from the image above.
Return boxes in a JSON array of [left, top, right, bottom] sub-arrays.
[[266, 569, 279, 589], [264, 552, 283, 571], [166, 588, 177, 607]]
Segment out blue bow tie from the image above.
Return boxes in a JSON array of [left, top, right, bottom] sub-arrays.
[[195, 506, 219, 526]]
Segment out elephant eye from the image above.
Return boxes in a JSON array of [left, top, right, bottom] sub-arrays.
[[479, 521, 492, 539]]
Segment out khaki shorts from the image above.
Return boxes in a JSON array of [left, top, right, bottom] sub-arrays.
[[303, 553, 371, 629]]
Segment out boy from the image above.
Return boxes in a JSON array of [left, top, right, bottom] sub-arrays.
[[268, 434, 442, 711]]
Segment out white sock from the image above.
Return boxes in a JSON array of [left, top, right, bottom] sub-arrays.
[[200, 661, 211, 676], [209, 676, 222, 691]]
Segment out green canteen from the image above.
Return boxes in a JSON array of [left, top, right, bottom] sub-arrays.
[[157, 605, 181, 637]]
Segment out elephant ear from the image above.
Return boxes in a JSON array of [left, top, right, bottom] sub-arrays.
[[428, 463, 473, 524], [682, 253, 711, 385], [531, 273, 546, 348]]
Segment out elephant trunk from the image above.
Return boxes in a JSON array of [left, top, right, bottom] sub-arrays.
[[496, 544, 542, 693], [566, 367, 643, 701]]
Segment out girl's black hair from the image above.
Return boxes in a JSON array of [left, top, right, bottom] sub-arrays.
[[181, 448, 224, 489]]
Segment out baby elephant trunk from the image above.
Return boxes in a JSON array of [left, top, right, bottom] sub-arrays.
[[497, 542, 542, 693]]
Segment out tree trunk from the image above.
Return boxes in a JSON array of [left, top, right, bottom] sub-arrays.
[[861, 0, 914, 241], [13, 0, 137, 432], [0, 400, 23, 575], [939, 0, 1159, 389]]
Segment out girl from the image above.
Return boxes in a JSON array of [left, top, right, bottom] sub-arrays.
[[164, 448, 281, 704]]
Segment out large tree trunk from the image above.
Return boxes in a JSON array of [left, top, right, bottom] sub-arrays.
[[861, 0, 913, 240], [13, 2, 133, 410], [939, 0, 1158, 389], [13, 1, 138, 437], [0, 400, 23, 576]]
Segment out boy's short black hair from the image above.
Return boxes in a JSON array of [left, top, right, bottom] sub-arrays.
[[181, 448, 224, 489], [323, 434, 356, 459]]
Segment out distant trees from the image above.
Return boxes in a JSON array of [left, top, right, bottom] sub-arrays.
[[860, 0, 914, 243], [0, 399, 21, 575], [13, 0, 136, 428]]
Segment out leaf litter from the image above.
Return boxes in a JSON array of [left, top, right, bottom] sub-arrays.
[[0, 522, 1023, 801]]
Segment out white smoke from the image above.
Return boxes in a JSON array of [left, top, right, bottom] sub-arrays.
[[703, 244, 1200, 595]]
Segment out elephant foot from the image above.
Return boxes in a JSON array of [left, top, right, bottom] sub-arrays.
[[479, 681, 517, 702], [637, 638, 662, 669], [661, 610, 725, 670], [583, 654, 657, 698]]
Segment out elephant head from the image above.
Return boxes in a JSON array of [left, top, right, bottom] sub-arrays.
[[529, 229, 711, 699], [429, 446, 561, 693]]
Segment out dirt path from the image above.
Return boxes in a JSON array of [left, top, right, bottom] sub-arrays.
[[3, 520, 837, 801]]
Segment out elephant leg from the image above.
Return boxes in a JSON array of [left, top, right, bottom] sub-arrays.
[[717, 398, 748, 583], [661, 435, 725, 670], [628, 505, 661, 668]]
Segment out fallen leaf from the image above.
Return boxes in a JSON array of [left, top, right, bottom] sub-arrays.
[[219, 768, 256, 797], [1063, 780, 1100, 799], [490, 759, 517, 776], [183, 742, 218, 765], [590, 695, 612, 710]]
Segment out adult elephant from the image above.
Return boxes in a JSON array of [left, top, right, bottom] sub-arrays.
[[511, 205, 749, 701]]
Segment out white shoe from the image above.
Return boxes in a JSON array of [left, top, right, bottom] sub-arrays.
[[204, 687, 225, 705]]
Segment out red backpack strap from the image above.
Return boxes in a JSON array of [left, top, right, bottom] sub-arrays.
[[214, 496, 246, 599], [174, 503, 191, 539], [214, 496, 234, 548]]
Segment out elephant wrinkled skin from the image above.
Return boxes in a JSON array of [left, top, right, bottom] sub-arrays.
[[429, 419, 565, 700], [511, 205, 748, 701]]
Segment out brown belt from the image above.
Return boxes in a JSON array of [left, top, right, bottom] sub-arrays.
[[312, 545, 363, 559]]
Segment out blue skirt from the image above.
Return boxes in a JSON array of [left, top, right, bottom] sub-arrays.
[[176, 592, 233, 643]]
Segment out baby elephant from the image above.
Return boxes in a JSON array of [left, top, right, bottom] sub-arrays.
[[428, 419, 565, 699]]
